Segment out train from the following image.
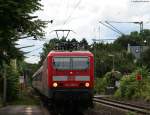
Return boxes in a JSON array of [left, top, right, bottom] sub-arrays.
[[32, 51, 94, 114]]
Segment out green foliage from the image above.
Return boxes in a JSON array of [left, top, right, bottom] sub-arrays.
[[126, 111, 136, 115], [114, 67, 150, 101], [6, 64, 19, 101], [141, 47, 150, 69], [114, 30, 150, 49], [95, 71, 122, 94], [105, 71, 122, 86], [114, 32, 141, 49], [0, 0, 46, 64], [0, 73, 3, 96], [92, 29, 150, 77], [10, 89, 40, 105], [94, 77, 107, 94], [22, 62, 38, 86], [92, 41, 136, 77]]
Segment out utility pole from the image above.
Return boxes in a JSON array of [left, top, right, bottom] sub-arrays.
[[98, 25, 101, 40], [140, 21, 143, 33], [132, 21, 143, 33]]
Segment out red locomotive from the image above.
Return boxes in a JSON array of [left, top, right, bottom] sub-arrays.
[[32, 51, 94, 114]]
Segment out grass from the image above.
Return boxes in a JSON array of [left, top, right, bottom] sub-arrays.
[[126, 111, 136, 115], [9, 88, 40, 105]]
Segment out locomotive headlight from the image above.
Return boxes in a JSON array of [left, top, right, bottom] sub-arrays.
[[85, 82, 90, 87], [53, 82, 58, 87]]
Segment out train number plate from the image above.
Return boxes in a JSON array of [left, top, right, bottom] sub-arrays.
[[64, 83, 78, 87], [68, 76, 75, 81]]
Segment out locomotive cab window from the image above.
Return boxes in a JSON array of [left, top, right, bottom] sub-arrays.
[[53, 57, 89, 70], [72, 57, 89, 70], [53, 57, 71, 70]]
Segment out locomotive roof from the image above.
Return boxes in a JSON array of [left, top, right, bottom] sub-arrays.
[[47, 51, 93, 57]]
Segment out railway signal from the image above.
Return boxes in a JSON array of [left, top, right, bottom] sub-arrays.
[[136, 73, 142, 81]]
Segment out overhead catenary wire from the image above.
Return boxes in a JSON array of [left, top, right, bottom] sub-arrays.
[[131, 0, 150, 2], [65, 0, 70, 19], [105, 21, 147, 33], [105, 21, 124, 35], [63, 0, 82, 25], [99, 21, 123, 35], [107, 21, 141, 23]]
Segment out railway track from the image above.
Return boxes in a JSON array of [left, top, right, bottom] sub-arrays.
[[93, 97, 150, 115], [40, 100, 84, 115]]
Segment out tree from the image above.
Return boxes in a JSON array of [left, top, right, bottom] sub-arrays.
[[91, 37, 136, 77], [80, 38, 89, 50], [114, 32, 141, 49], [0, 0, 46, 64], [114, 30, 150, 50], [141, 47, 150, 68], [0, 0, 46, 103], [39, 38, 59, 65]]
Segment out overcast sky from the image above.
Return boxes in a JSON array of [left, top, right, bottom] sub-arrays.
[[17, 0, 150, 63]]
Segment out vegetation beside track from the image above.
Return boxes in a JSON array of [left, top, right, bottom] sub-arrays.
[[95, 67, 150, 103], [95, 70, 122, 94], [9, 88, 40, 105], [114, 67, 150, 101]]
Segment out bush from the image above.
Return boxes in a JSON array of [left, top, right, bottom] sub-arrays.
[[105, 71, 122, 87], [114, 67, 150, 101], [6, 65, 19, 102], [95, 71, 122, 94], [94, 77, 107, 94]]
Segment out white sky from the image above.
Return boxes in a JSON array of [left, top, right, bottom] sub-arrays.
[[17, 0, 150, 63]]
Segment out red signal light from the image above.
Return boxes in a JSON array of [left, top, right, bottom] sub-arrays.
[[136, 73, 142, 81]]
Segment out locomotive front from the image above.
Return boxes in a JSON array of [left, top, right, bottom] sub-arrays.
[[47, 51, 94, 112]]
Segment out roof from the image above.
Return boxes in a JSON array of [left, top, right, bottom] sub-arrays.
[[47, 50, 93, 57]]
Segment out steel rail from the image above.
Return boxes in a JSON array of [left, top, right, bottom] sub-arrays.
[[93, 97, 150, 114], [96, 97, 150, 110]]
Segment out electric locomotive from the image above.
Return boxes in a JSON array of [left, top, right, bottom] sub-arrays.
[[32, 51, 94, 113]]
